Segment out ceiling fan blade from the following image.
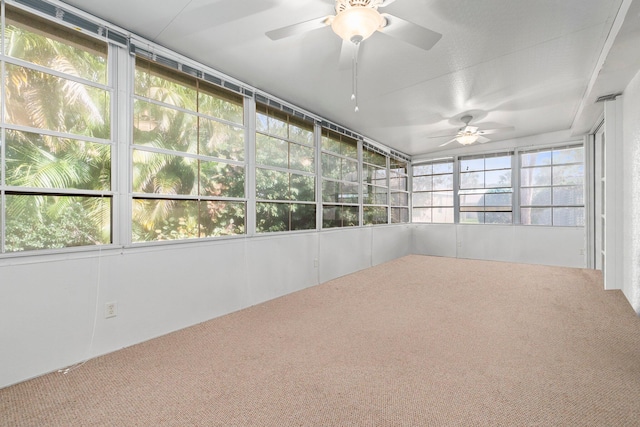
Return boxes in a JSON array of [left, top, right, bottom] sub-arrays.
[[379, 13, 442, 50], [477, 126, 516, 135], [266, 16, 332, 41], [427, 133, 458, 139], [439, 138, 458, 147], [477, 136, 491, 144]]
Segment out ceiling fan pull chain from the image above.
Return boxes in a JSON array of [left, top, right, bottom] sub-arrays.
[[352, 40, 361, 112]]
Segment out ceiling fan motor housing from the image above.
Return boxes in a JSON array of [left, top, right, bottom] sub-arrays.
[[336, 0, 379, 13]]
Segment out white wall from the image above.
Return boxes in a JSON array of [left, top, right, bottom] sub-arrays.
[[412, 224, 586, 268], [0, 225, 410, 388], [622, 69, 640, 313]]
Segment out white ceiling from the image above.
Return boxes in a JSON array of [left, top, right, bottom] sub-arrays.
[[59, 0, 640, 156]]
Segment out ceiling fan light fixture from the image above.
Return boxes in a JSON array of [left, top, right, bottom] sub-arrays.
[[331, 6, 384, 43], [456, 133, 479, 145]]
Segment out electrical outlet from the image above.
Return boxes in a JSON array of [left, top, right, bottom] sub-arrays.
[[314, 258, 319, 268], [105, 302, 117, 318]]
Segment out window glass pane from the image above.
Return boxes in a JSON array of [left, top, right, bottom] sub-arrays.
[[290, 143, 315, 173], [256, 202, 316, 232], [485, 212, 512, 224], [433, 174, 453, 191], [432, 207, 454, 223], [323, 205, 359, 228], [413, 192, 431, 207], [412, 208, 432, 223], [433, 162, 453, 174], [521, 167, 551, 187], [135, 63, 197, 108], [521, 208, 552, 226], [553, 147, 583, 165], [553, 165, 584, 185], [268, 116, 288, 139], [256, 112, 269, 133], [289, 124, 314, 145], [322, 181, 358, 203], [552, 186, 584, 206], [460, 158, 484, 172], [132, 198, 199, 242], [363, 149, 386, 167], [413, 164, 432, 175], [198, 87, 243, 125], [256, 168, 288, 200], [322, 153, 340, 179], [390, 177, 407, 191], [521, 151, 552, 167], [256, 202, 288, 232], [6, 130, 111, 191], [290, 203, 316, 230], [132, 150, 197, 195], [432, 191, 454, 207], [485, 192, 512, 206], [460, 211, 484, 224], [485, 156, 510, 170], [460, 171, 484, 189], [5, 9, 108, 85], [199, 201, 245, 236], [363, 206, 387, 225], [290, 174, 315, 202], [256, 134, 287, 168], [199, 117, 244, 161], [460, 193, 484, 207], [6, 64, 111, 138], [363, 185, 387, 205], [363, 164, 387, 184], [412, 176, 432, 192], [342, 159, 359, 182], [391, 207, 409, 223], [321, 132, 357, 159], [521, 187, 552, 206], [553, 207, 584, 226], [6, 194, 111, 251], [485, 170, 511, 188], [133, 99, 197, 154], [391, 192, 409, 206], [199, 161, 245, 198]]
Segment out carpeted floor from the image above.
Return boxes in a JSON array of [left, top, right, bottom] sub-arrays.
[[2, 255, 640, 426]]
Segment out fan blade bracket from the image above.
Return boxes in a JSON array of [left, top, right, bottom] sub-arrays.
[[477, 126, 515, 135]]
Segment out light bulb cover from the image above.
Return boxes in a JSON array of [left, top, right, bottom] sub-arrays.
[[456, 133, 479, 145], [331, 7, 384, 43]]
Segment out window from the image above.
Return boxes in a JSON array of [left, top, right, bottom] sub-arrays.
[[321, 129, 359, 228], [412, 160, 454, 223], [459, 153, 513, 224], [362, 146, 389, 225], [132, 59, 246, 242], [255, 105, 316, 232], [520, 145, 584, 226], [390, 158, 410, 223], [1, 7, 112, 252]]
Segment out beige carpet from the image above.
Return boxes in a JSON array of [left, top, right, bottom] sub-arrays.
[[2, 255, 640, 426]]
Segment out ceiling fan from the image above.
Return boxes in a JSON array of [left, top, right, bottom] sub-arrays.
[[266, 0, 442, 52], [433, 115, 515, 147]]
